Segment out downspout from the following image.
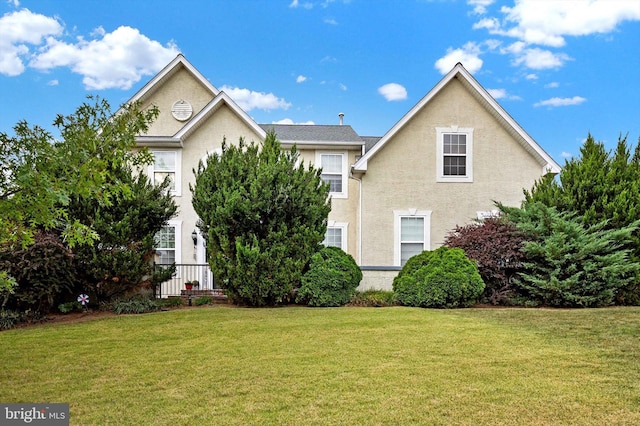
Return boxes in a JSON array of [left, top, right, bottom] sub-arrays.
[[349, 166, 363, 265]]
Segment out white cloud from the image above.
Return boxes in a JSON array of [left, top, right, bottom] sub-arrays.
[[525, 73, 538, 80], [378, 83, 407, 101], [324, 18, 338, 25], [29, 26, 179, 90], [487, 88, 521, 101], [480, 0, 640, 47], [46, 79, 58, 86], [221, 85, 291, 111], [434, 42, 483, 74], [545, 82, 560, 89], [0, 9, 63, 76], [289, 0, 313, 9], [468, 0, 495, 15], [272, 118, 315, 125], [339, 83, 347, 91], [512, 48, 570, 70], [561, 151, 573, 159], [296, 75, 307, 83], [534, 96, 586, 108]]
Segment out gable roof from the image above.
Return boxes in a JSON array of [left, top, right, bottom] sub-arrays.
[[259, 124, 365, 149], [352, 63, 561, 175], [126, 54, 219, 105], [173, 91, 266, 141]]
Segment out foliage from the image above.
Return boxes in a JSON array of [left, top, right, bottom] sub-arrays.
[[69, 168, 176, 302], [444, 216, 527, 304], [393, 247, 484, 308], [158, 297, 184, 308], [296, 246, 362, 307], [194, 296, 213, 306], [191, 131, 331, 306], [109, 297, 161, 315], [500, 202, 640, 307], [525, 134, 640, 304], [58, 301, 82, 314], [0, 96, 158, 292], [0, 231, 76, 313], [349, 290, 397, 307]]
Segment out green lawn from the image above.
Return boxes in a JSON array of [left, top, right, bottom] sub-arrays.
[[1, 306, 639, 425]]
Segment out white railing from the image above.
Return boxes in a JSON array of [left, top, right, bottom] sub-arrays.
[[155, 264, 216, 297]]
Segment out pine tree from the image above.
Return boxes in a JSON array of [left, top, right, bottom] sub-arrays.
[[191, 131, 331, 306]]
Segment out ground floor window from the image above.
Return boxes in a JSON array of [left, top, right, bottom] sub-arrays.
[[154, 220, 182, 265], [323, 222, 348, 251], [394, 210, 431, 266]]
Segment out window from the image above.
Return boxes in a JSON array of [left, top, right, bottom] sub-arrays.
[[436, 127, 473, 182], [151, 150, 181, 195], [154, 220, 182, 265], [394, 210, 431, 266], [317, 152, 348, 198], [323, 222, 348, 251]]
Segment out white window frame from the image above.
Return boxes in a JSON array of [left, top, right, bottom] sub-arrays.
[[323, 221, 348, 251], [316, 151, 348, 199], [394, 209, 432, 266], [436, 127, 473, 183], [155, 220, 182, 267], [150, 150, 182, 196]]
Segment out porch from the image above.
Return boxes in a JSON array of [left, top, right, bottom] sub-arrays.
[[154, 263, 221, 298]]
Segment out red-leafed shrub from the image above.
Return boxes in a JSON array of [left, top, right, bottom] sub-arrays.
[[444, 217, 526, 305]]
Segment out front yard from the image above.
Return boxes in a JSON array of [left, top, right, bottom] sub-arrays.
[[1, 306, 639, 425]]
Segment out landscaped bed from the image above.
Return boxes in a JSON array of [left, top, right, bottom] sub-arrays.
[[1, 306, 639, 425]]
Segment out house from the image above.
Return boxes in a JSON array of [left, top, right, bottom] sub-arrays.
[[128, 54, 560, 294]]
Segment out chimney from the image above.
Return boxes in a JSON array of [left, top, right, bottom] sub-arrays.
[[338, 112, 344, 125]]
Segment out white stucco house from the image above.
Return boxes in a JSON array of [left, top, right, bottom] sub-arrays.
[[127, 54, 560, 295]]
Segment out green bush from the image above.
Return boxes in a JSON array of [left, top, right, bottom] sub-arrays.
[[58, 301, 82, 314], [109, 297, 161, 314], [393, 247, 484, 308], [0, 231, 77, 313], [297, 246, 362, 307], [194, 296, 213, 306], [350, 290, 397, 307], [158, 297, 183, 308]]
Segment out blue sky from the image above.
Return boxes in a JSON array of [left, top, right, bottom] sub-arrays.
[[1, 0, 639, 161]]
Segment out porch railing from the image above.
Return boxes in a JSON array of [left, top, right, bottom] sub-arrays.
[[154, 264, 218, 298]]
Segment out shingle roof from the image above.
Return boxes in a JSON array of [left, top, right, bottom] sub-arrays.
[[361, 136, 382, 153], [259, 124, 364, 144]]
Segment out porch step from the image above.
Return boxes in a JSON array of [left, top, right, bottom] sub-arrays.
[[180, 289, 228, 302]]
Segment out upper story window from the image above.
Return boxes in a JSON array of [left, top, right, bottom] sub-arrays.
[[317, 152, 348, 198], [151, 150, 182, 196], [436, 127, 473, 183]]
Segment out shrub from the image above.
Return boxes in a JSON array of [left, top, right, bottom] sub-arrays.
[[501, 202, 640, 308], [445, 216, 526, 304], [297, 246, 362, 307], [393, 247, 484, 308], [349, 290, 397, 307], [109, 297, 160, 314], [58, 301, 82, 314], [194, 296, 213, 306], [0, 231, 77, 313], [191, 131, 331, 306], [158, 297, 183, 308]]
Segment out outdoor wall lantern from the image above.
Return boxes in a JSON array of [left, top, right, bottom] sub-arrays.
[[191, 230, 198, 246]]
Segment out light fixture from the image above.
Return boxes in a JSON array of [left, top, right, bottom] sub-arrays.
[[191, 230, 198, 246]]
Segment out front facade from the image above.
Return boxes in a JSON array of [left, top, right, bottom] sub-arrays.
[[129, 54, 560, 293]]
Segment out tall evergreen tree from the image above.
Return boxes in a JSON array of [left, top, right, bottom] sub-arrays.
[[525, 134, 640, 304], [191, 131, 331, 306]]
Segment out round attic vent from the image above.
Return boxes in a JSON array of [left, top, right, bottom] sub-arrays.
[[171, 100, 193, 121]]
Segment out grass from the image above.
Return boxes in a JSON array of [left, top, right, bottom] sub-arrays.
[[1, 306, 639, 425]]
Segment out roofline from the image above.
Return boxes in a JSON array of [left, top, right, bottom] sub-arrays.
[[125, 54, 219, 107], [173, 91, 266, 141], [278, 141, 364, 150], [352, 63, 561, 174], [135, 136, 182, 148]]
